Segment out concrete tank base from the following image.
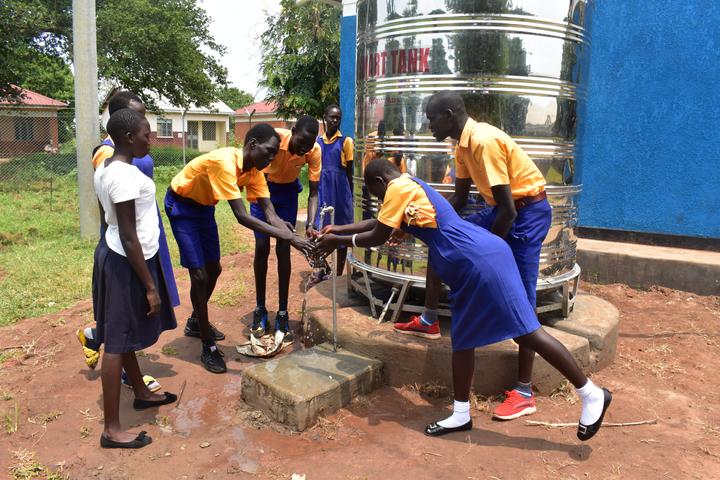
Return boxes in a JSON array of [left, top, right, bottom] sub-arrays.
[[306, 280, 619, 396]]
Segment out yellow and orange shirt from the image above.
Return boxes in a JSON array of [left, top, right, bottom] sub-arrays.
[[455, 118, 545, 206], [263, 128, 322, 184], [92, 138, 115, 169], [170, 147, 270, 206], [378, 174, 438, 229], [321, 130, 354, 167]]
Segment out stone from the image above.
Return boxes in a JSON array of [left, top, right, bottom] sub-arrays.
[[241, 343, 383, 431]]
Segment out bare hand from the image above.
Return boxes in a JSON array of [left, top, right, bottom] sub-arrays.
[[305, 224, 317, 238], [320, 224, 335, 235], [387, 228, 408, 246], [290, 235, 314, 256], [284, 221, 296, 232], [146, 288, 161, 316], [317, 233, 341, 256]]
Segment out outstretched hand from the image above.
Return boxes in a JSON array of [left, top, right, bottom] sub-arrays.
[[316, 233, 341, 256], [290, 234, 315, 256]]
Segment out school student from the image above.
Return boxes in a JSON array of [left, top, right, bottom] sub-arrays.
[[164, 124, 313, 373], [77, 90, 177, 393], [394, 91, 552, 421], [250, 116, 321, 341], [311, 104, 354, 277], [316, 159, 611, 440], [93, 108, 178, 449]]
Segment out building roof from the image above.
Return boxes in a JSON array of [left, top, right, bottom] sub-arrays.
[[235, 101, 279, 116], [0, 87, 67, 108], [100, 87, 234, 116]]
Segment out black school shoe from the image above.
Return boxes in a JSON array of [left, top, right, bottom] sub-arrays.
[[577, 388, 613, 441], [275, 311, 294, 343], [184, 316, 225, 341], [424, 419, 473, 437], [100, 430, 152, 449], [201, 343, 227, 374], [251, 307, 268, 337], [133, 391, 178, 410]]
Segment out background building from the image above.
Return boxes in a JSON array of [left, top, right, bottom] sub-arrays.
[[0, 88, 67, 156]]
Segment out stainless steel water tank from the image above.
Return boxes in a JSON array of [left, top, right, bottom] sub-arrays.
[[350, 0, 594, 314]]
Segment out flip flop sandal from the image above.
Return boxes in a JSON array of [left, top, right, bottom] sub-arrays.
[[577, 388, 613, 441], [133, 391, 178, 411], [100, 430, 152, 449]]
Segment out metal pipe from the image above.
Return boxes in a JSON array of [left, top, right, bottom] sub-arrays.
[[319, 204, 338, 351]]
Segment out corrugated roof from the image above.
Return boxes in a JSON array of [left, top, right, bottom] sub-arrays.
[[0, 87, 67, 108], [235, 101, 279, 116]]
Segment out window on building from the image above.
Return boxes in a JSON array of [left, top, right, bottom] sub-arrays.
[[157, 117, 173, 138], [202, 121, 216, 141], [14, 118, 34, 141]]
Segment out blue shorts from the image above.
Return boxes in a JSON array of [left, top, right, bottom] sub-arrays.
[[464, 198, 552, 307], [250, 179, 302, 240], [164, 190, 220, 269]]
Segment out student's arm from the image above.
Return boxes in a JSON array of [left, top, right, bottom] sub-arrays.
[[489, 184, 517, 239], [317, 220, 393, 255], [446, 177, 471, 212], [321, 219, 376, 235], [345, 160, 354, 190], [227, 197, 313, 254], [343, 138, 355, 189], [306, 180, 319, 236], [116, 200, 161, 315]]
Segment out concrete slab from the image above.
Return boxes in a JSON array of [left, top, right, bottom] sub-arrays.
[[578, 238, 720, 295], [307, 281, 599, 395], [541, 292, 619, 371], [241, 343, 383, 431]]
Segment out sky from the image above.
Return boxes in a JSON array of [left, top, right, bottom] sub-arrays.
[[198, 0, 282, 102]]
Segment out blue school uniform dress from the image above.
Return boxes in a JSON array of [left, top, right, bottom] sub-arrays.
[[98, 139, 180, 307], [313, 133, 353, 229], [402, 178, 541, 351]]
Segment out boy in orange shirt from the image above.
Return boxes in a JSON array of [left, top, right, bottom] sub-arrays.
[[250, 116, 321, 342], [164, 124, 312, 373]]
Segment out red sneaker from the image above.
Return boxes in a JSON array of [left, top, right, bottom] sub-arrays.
[[493, 390, 537, 420], [393, 315, 441, 339]]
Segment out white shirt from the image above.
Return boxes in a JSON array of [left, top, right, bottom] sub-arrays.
[[94, 160, 160, 259]]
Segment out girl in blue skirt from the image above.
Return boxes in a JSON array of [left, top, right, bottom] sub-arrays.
[[311, 104, 355, 280], [93, 109, 177, 448], [317, 159, 611, 441]]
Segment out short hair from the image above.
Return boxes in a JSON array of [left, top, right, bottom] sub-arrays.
[[427, 90, 466, 114], [364, 158, 399, 184], [324, 104, 341, 115], [245, 123, 281, 145], [106, 108, 145, 145], [108, 90, 143, 115], [295, 114, 319, 135]]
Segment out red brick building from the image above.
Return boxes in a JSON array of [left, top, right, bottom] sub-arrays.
[[0, 88, 67, 155], [235, 101, 326, 144]]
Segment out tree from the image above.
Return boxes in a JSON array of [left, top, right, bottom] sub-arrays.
[[218, 87, 254, 110], [260, 0, 340, 119], [0, 0, 228, 109]]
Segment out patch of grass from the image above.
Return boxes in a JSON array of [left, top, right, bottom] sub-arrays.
[[9, 449, 67, 480], [211, 275, 247, 307], [0, 166, 252, 326], [407, 382, 450, 399], [28, 410, 62, 426], [161, 345, 179, 357], [469, 392, 502, 413], [79, 426, 91, 439], [3, 402, 19, 434], [1, 348, 22, 364], [2, 391, 13, 401], [550, 380, 578, 405]]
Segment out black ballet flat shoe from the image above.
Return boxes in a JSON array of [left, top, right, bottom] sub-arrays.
[[424, 419, 473, 437], [100, 430, 152, 449], [133, 391, 178, 411], [577, 388, 613, 441]]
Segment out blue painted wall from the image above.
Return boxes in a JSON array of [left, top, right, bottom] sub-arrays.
[[577, 1, 720, 238], [339, 14, 357, 138]]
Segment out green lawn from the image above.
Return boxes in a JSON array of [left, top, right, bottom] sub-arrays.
[[0, 161, 313, 326]]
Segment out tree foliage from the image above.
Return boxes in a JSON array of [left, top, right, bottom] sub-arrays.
[[218, 87, 254, 110], [259, 0, 340, 119], [0, 0, 227, 109]]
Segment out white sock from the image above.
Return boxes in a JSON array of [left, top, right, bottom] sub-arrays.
[[576, 379, 605, 425], [84, 327, 95, 340], [437, 400, 471, 428]]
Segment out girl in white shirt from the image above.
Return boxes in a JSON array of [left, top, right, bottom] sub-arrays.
[[93, 108, 177, 449]]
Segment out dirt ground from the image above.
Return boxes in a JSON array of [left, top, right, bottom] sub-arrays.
[[1, 233, 719, 480]]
